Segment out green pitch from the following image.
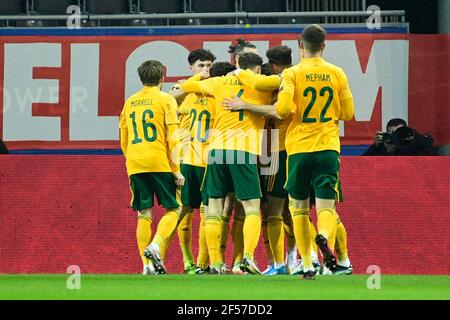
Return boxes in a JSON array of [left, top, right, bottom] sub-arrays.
[[0, 275, 448, 300]]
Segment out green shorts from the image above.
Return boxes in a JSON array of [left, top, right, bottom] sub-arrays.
[[266, 150, 288, 199], [129, 172, 180, 211], [285, 150, 341, 201], [259, 172, 268, 204], [181, 163, 208, 208], [310, 180, 344, 204], [203, 149, 262, 201]]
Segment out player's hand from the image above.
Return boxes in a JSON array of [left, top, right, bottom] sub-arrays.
[[199, 70, 210, 79], [173, 172, 185, 186], [222, 96, 246, 111], [374, 131, 383, 146]]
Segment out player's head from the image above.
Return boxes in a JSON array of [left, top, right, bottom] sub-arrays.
[[386, 118, 407, 133], [299, 24, 326, 57], [188, 49, 216, 76], [266, 45, 292, 74], [261, 63, 274, 76], [138, 60, 163, 87], [229, 38, 258, 66], [209, 62, 236, 77], [238, 52, 263, 74]]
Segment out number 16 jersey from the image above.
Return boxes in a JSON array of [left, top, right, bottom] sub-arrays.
[[119, 86, 179, 176]]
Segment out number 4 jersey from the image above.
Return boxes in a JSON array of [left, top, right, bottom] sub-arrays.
[[181, 74, 273, 155], [278, 57, 354, 155], [119, 86, 179, 176]]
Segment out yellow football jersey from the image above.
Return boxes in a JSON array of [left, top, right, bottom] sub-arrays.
[[178, 92, 215, 167], [277, 57, 354, 155], [178, 113, 191, 160], [181, 74, 273, 155], [119, 86, 179, 176], [234, 70, 291, 152], [169, 76, 203, 161], [235, 69, 281, 91], [178, 113, 191, 141]]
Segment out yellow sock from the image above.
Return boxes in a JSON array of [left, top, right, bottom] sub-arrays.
[[267, 217, 284, 266], [328, 217, 337, 251], [262, 221, 274, 264], [284, 222, 296, 252], [243, 213, 261, 260], [160, 230, 175, 261], [335, 216, 349, 261], [197, 206, 209, 269], [232, 217, 244, 265], [177, 209, 194, 267], [136, 215, 152, 266], [291, 208, 312, 269], [205, 216, 222, 269], [309, 218, 318, 255], [220, 215, 231, 260], [317, 208, 337, 242], [152, 208, 180, 252]]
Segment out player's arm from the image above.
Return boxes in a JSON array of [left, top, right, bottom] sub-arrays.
[[177, 99, 190, 116], [180, 76, 216, 96], [168, 84, 187, 105], [119, 107, 128, 155], [337, 69, 355, 121], [235, 69, 281, 91], [222, 96, 280, 119], [170, 73, 204, 104], [165, 97, 185, 186], [276, 68, 295, 119]]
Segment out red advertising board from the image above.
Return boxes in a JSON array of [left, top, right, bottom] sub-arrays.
[[1, 155, 448, 274]]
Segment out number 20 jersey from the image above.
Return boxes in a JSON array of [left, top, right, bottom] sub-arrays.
[[178, 92, 215, 167]]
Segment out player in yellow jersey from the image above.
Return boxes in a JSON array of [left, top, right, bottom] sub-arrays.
[[223, 46, 302, 275], [225, 85, 353, 277], [119, 60, 185, 275], [224, 44, 354, 277], [180, 61, 239, 275], [169, 49, 216, 274], [181, 52, 273, 274], [276, 24, 354, 280], [172, 61, 240, 274], [218, 39, 260, 274]]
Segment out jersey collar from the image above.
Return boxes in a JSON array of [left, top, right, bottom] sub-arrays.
[[142, 85, 160, 92], [300, 57, 324, 65]]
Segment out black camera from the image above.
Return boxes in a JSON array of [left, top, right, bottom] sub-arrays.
[[382, 126, 415, 148], [382, 132, 395, 145]]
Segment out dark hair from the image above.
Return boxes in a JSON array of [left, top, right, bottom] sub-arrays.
[[386, 118, 407, 131], [228, 38, 256, 56], [209, 62, 236, 77], [238, 52, 263, 70], [266, 46, 292, 66], [137, 60, 163, 86], [0, 139, 8, 154], [261, 63, 274, 76], [188, 49, 216, 65], [300, 24, 326, 53]]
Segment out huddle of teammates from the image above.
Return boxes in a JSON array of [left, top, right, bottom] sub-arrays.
[[119, 24, 355, 280]]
